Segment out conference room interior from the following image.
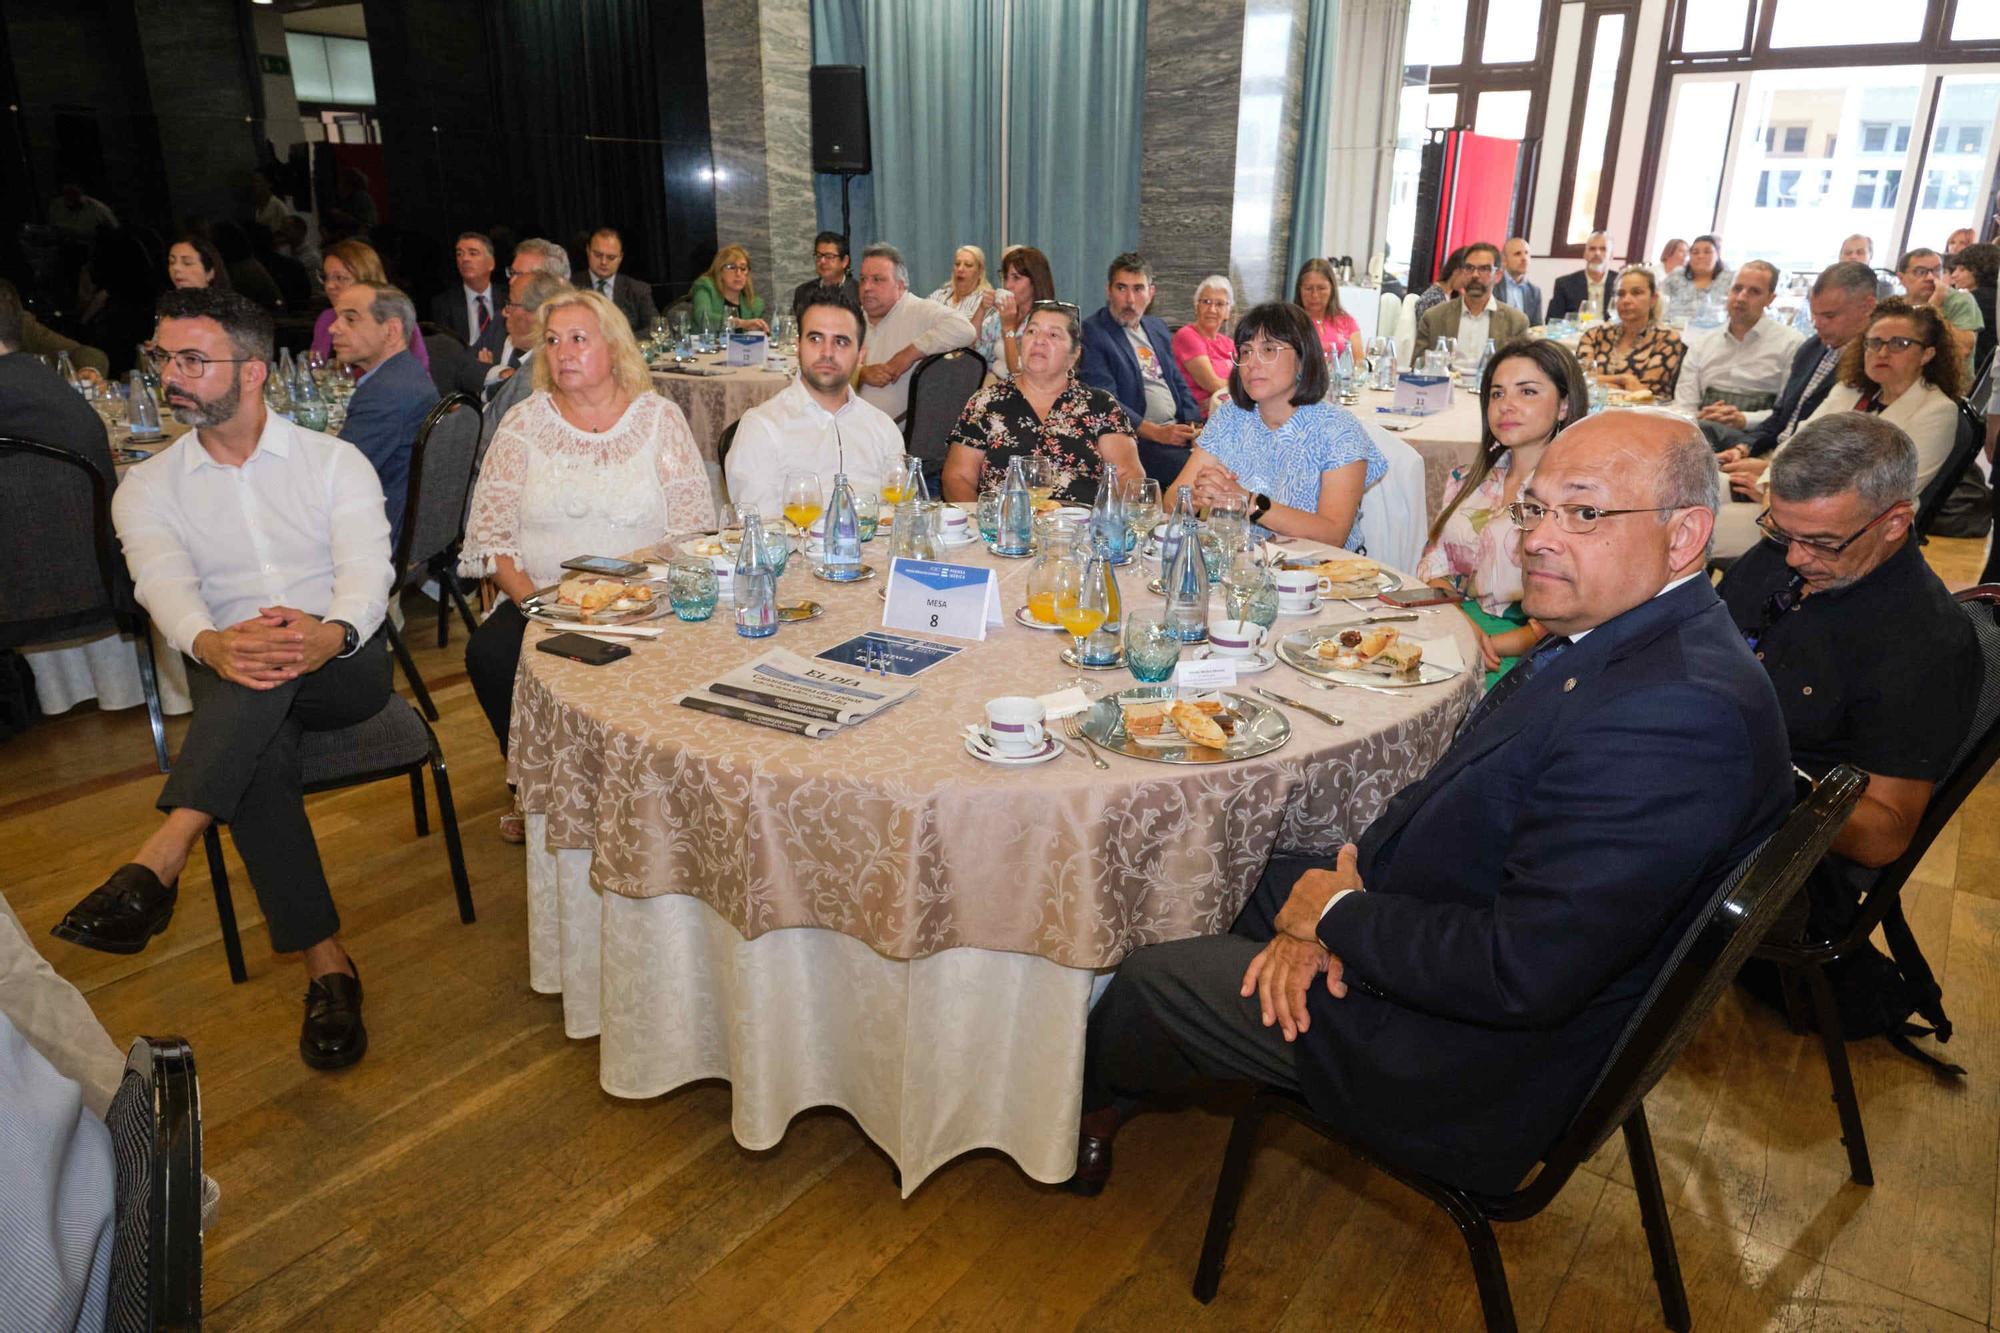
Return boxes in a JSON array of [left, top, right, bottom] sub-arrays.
[[5, 0, 2000, 1327]]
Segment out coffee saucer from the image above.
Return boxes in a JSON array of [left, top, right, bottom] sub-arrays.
[[1189, 644, 1277, 673], [1014, 606, 1063, 632], [963, 728, 1065, 766]]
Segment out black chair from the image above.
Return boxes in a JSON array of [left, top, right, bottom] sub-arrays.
[[1753, 586, 2000, 1186], [717, 419, 741, 469], [0, 435, 169, 771], [1913, 399, 1987, 541], [383, 393, 481, 720], [199, 693, 474, 984], [902, 348, 987, 491], [105, 1035, 202, 1332], [1193, 767, 1868, 1333]]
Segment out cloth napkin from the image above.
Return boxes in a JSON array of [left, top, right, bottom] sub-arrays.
[[1037, 687, 1093, 719]]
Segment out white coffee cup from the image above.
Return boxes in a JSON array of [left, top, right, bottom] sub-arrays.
[[983, 696, 1046, 755], [1208, 619, 1268, 658], [805, 516, 827, 553], [940, 506, 972, 540], [1274, 566, 1329, 611]]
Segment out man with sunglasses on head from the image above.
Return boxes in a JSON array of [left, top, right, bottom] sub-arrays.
[[1718, 414, 1976, 948], [50, 288, 392, 1072]]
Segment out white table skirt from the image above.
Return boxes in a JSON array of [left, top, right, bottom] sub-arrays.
[[22, 628, 191, 718], [525, 813, 1101, 1196]]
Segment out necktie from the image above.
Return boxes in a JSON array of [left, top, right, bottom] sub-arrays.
[[599, 277, 612, 296], [475, 293, 490, 337], [1778, 347, 1839, 445], [1456, 635, 1572, 738], [506, 346, 523, 369]]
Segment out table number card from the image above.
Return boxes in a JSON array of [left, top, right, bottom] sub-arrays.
[[883, 557, 1003, 641], [1391, 371, 1452, 416]]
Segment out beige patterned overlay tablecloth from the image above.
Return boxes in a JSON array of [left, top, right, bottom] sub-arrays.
[[511, 541, 1479, 1193], [649, 356, 792, 466]]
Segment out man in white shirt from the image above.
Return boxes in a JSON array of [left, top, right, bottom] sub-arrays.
[[726, 289, 906, 518], [855, 242, 976, 424], [1412, 242, 1528, 374], [1672, 259, 1803, 449], [1548, 231, 1614, 323], [428, 232, 508, 364], [51, 288, 393, 1072]]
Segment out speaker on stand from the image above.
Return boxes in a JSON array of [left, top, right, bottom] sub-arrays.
[[810, 65, 872, 252]]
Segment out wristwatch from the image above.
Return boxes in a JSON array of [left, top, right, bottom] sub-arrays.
[[329, 619, 360, 658], [1248, 492, 1273, 524]]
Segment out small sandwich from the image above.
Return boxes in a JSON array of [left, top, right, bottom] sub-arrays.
[[613, 584, 655, 608], [1168, 700, 1230, 750], [1121, 701, 1173, 738], [1313, 555, 1381, 586], [557, 578, 625, 613], [1371, 639, 1425, 678]]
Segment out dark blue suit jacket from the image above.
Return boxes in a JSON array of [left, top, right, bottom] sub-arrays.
[[1078, 306, 1199, 427], [1744, 335, 1835, 458], [1546, 270, 1594, 323], [339, 348, 439, 551], [1301, 577, 1791, 1193]]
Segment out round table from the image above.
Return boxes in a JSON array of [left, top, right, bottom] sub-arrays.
[[1356, 386, 1484, 522], [648, 352, 793, 466], [511, 541, 1479, 1193]]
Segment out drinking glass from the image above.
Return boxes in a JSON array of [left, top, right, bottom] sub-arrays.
[[1124, 614, 1182, 683], [1124, 477, 1162, 549], [976, 487, 1002, 544], [669, 308, 690, 357], [667, 557, 719, 621], [1053, 558, 1109, 684], [755, 517, 791, 576], [782, 472, 824, 536], [854, 485, 880, 541], [881, 465, 911, 508], [1026, 456, 1058, 506], [1222, 549, 1280, 628], [1207, 495, 1248, 550]]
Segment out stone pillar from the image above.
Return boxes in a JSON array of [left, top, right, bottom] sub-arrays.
[[1138, 0, 1247, 321], [703, 0, 815, 302]]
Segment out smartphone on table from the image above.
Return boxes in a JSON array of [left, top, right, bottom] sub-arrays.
[[1378, 585, 1462, 608], [560, 555, 650, 578], [535, 633, 632, 666]]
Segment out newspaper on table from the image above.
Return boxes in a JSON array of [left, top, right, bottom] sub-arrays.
[[675, 647, 917, 739]]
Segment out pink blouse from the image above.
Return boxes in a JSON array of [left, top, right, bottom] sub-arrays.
[[1171, 324, 1235, 408], [1311, 313, 1361, 360]]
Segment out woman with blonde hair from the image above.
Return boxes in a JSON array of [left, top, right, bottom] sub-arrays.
[[689, 243, 768, 331], [461, 287, 713, 838], [310, 238, 430, 368], [929, 244, 993, 321]]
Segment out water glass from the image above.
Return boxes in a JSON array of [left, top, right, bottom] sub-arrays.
[[1199, 532, 1227, 582], [759, 519, 792, 576], [1124, 615, 1182, 683], [976, 488, 1002, 543], [667, 557, 718, 621], [856, 488, 880, 542]]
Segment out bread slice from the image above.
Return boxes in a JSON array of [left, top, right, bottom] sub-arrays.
[[1169, 700, 1230, 749]]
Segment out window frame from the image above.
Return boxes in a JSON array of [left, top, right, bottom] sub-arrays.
[[1547, 1, 1642, 258]]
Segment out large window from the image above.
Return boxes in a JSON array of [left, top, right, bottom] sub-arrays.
[[1551, 7, 1637, 251]]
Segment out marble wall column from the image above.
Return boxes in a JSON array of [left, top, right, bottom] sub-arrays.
[[703, 0, 816, 301], [1138, 0, 1246, 320]]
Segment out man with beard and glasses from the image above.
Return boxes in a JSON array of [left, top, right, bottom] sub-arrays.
[[1413, 241, 1528, 378], [50, 288, 392, 1072], [724, 288, 905, 519]]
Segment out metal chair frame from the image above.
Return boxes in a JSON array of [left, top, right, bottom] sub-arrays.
[[383, 392, 482, 720], [106, 1035, 201, 1331]]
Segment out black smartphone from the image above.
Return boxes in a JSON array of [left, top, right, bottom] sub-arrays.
[[560, 555, 650, 578], [1379, 586, 1462, 608], [535, 632, 632, 666]]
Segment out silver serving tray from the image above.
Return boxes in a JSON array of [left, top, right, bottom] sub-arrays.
[[1078, 685, 1291, 764], [1276, 628, 1461, 687]]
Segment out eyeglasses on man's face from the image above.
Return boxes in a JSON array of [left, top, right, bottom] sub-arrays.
[[145, 345, 256, 379], [1754, 504, 1898, 558], [1506, 499, 1678, 534], [1463, 263, 1498, 276]]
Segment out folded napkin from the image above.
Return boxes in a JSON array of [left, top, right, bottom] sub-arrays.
[[1038, 687, 1093, 719], [1415, 636, 1465, 673]]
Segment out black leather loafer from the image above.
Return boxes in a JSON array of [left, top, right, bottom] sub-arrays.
[[300, 965, 367, 1070], [50, 864, 178, 955], [1069, 1131, 1114, 1196]]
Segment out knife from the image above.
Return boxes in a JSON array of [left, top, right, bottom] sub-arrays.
[[1255, 687, 1343, 727]]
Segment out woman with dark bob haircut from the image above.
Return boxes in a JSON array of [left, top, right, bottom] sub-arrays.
[[1163, 301, 1384, 550]]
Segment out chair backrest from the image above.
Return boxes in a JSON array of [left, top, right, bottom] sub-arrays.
[[105, 1035, 202, 1332], [717, 419, 741, 467], [1528, 766, 1868, 1198], [0, 435, 122, 649], [1353, 422, 1427, 573], [1914, 400, 1985, 539], [395, 392, 482, 585], [903, 348, 988, 463], [1394, 294, 1420, 369], [1376, 291, 1402, 344]]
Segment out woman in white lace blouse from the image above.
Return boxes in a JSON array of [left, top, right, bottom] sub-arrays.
[[460, 288, 712, 838]]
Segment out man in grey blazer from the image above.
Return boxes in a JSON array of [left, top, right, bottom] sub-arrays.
[[480, 268, 571, 461], [582, 227, 657, 333], [1412, 242, 1529, 373]]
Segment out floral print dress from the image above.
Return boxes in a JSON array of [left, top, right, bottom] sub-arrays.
[[947, 376, 1132, 501]]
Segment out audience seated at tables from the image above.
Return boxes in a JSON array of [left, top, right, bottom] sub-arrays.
[[1171, 274, 1235, 415], [1495, 237, 1542, 326], [311, 240, 431, 372], [1946, 243, 1998, 375], [1413, 242, 1529, 379], [942, 299, 1139, 506], [1078, 250, 1201, 487], [1293, 258, 1360, 362], [1841, 233, 1896, 298], [0, 283, 115, 487], [53, 288, 394, 1070], [1417, 339, 1588, 685], [1164, 301, 1385, 551], [45, 181, 117, 243], [1576, 267, 1685, 399], [1898, 247, 1984, 375], [482, 269, 570, 453], [1797, 298, 1965, 498], [727, 290, 906, 519], [690, 244, 769, 333], [1718, 414, 1976, 963], [791, 230, 861, 322], [428, 231, 509, 365], [461, 289, 713, 841], [1072, 411, 1792, 1197], [981, 244, 1055, 381], [166, 234, 229, 292], [1671, 259, 1803, 447], [580, 227, 658, 335], [854, 241, 977, 425], [1547, 230, 1614, 323], [1412, 246, 1466, 322], [330, 282, 441, 548], [1661, 234, 1727, 324]]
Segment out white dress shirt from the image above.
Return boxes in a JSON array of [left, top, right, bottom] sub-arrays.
[[462, 283, 497, 341], [483, 339, 531, 390], [859, 291, 977, 422], [1452, 307, 1491, 377], [1672, 317, 1804, 425], [112, 411, 393, 657], [725, 378, 907, 517]]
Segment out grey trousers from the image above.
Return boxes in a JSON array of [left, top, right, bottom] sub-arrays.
[[158, 633, 391, 953], [1082, 854, 1334, 1113]]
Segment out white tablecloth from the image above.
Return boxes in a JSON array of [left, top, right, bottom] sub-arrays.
[[23, 628, 190, 719]]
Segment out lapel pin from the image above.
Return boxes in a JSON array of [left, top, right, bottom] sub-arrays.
[[1562, 677, 1576, 692]]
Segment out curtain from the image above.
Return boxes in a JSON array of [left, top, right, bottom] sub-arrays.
[[1320, 0, 1411, 270], [1006, 0, 1148, 305], [810, 0, 878, 252], [1285, 0, 1338, 282]]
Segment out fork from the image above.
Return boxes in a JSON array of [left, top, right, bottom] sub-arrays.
[[1063, 717, 1111, 769]]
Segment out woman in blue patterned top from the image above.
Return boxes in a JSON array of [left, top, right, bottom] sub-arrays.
[[1165, 301, 1385, 548]]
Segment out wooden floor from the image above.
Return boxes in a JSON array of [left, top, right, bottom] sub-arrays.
[[6, 539, 1998, 1331]]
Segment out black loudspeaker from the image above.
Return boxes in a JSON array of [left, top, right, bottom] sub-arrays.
[[810, 65, 872, 175]]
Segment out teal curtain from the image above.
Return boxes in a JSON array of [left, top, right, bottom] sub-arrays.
[[1006, 1, 1148, 305], [1285, 0, 1339, 284], [811, 0, 878, 252]]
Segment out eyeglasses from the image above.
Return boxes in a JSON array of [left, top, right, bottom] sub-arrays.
[[1906, 264, 1942, 280], [1196, 296, 1231, 308], [145, 345, 257, 379], [721, 262, 750, 273], [813, 250, 843, 262], [1506, 500, 1680, 533], [1029, 300, 1080, 318], [1235, 338, 1297, 364], [1463, 263, 1497, 275], [1861, 335, 1924, 354], [1754, 504, 1898, 558]]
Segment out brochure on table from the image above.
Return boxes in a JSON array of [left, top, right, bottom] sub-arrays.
[[881, 557, 1003, 641], [675, 647, 918, 738], [815, 630, 963, 677]]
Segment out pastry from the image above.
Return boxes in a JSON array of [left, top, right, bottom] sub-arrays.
[[1371, 640, 1425, 677], [1168, 700, 1229, 749]]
